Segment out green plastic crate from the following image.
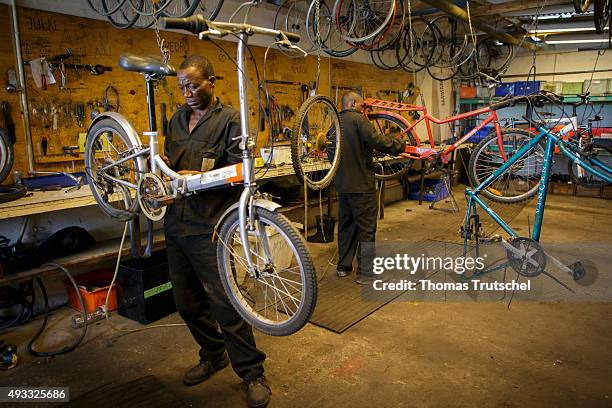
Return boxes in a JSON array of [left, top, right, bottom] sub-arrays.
[[562, 82, 583, 95]]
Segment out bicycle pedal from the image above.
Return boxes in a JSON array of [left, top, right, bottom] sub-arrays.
[[567, 261, 586, 281]]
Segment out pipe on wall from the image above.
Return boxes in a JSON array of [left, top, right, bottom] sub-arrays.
[[9, 0, 35, 175]]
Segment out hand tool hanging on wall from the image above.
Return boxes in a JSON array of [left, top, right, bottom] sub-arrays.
[[104, 86, 120, 112], [1, 102, 16, 144], [74, 103, 85, 128]]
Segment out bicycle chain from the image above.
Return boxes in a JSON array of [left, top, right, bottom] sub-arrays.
[[152, 8, 170, 64]]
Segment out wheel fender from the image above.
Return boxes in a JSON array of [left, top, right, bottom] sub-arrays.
[[213, 199, 282, 239], [88, 111, 144, 150], [87, 111, 147, 179]]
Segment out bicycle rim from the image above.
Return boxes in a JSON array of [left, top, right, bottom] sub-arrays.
[[85, 118, 144, 220], [291, 95, 343, 190], [469, 129, 543, 203]]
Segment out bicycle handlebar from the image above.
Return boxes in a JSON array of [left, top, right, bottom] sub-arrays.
[[489, 91, 565, 111], [160, 15, 301, 44]]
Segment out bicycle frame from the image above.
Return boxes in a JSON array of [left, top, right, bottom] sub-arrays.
[[363, 98, 508, 162], [464, 122, 612, 244]]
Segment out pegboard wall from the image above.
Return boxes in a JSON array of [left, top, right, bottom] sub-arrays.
[[0, 5, 415, 184]]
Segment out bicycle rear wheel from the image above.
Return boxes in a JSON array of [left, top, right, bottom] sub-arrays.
[[291, 95, 343, 190], [567, 143, 612, 187], [468, 128, 543, 203], [367, 113, 415, 180], [216, 207, 317, 336], [85, 117, 147, 221]]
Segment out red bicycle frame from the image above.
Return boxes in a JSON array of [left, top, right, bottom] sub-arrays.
[[363, 98, 508, 162]]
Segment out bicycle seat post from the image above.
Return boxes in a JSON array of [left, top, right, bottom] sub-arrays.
[[145, 74, 157, 133]]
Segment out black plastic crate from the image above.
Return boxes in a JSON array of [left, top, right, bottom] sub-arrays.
[[116, 250, 176, 324]]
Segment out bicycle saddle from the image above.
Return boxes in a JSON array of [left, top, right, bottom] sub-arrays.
[[119, 54, 176, 77]]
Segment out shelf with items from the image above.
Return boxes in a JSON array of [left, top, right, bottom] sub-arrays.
[[459, 95, 612, 105]]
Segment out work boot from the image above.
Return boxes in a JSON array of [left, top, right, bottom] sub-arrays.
[[243, 376, 271, 408], [183, 353, 229, 386], [336, 267, 352, 278]]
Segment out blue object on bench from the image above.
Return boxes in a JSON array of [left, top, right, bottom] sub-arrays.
[[21, 172, 85, 189]]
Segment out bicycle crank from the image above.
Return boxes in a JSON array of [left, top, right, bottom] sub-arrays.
[[502, 237, 547, 278], [137, 173, 171, 221]]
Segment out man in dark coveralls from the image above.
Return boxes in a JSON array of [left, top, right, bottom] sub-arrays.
[[334, 92, 405, 284], [163, 55, 270, 408]]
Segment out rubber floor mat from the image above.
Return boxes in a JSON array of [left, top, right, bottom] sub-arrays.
[[63, 375, 188, 408], [309, 242, 434, 333]]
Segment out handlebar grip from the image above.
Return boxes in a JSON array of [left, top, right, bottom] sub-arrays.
[[489, 97, 514, 111], [279, 30, 301, 44], [160, 15, 208, 34]]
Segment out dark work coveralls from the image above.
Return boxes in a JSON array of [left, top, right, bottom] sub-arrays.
[[334, 109, 405, 277], [164, 98, 265, 381]]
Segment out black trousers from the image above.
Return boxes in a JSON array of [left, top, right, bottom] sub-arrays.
[[337, 192, 378, 276], [165, 233, 266, 381]]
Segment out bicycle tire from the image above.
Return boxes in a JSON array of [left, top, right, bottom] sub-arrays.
[[216, 207, 317, 336], [333, 0, 395, 43], [160, 0, 199, 18], [104, 0, 141, 29], [367, 113, 415, 180], [468, 128, 544, 204], [85, 117, 146, 221], [567, 143, 612, 187], [291, 95, 343, 190], [306, 0, 357, 58], [88, 0, 127, 16], [0, 184, 26, 204], [200, 0, 224, 20], [0, 128, 14, 184]]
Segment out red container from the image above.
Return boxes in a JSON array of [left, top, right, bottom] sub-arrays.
[[460, 86, 477, 99], [63, 269, 118, 313]]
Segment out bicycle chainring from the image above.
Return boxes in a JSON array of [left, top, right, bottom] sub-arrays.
[[137, 173, 168, 221], [505, 237, 547, 278]]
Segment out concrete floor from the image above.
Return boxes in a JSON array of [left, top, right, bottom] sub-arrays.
[[1, 191, 611, 407]]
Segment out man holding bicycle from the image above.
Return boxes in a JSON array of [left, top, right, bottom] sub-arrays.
[[163, 55, 271, 408], [335, 92, 405, 284]]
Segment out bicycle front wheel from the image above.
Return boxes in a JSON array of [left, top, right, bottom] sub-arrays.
[[291, 95, 343, 190], [568, 143, 612, 187], [468, 128, 544, 203], [216, 207, 317, 336], [85, 117, 146, 221]]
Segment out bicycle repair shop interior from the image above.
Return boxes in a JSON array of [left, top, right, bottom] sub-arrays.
[[0, 0, 611, 406]]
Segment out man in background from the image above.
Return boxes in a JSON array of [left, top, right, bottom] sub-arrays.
[[334, 92, 406, 284]]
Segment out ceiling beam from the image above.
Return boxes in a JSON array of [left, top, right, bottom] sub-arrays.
[[473, 0, 574, 16], [419, 0, 538, 50]]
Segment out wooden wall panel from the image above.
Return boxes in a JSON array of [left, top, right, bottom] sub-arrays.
[[0, 5, 413, 183]]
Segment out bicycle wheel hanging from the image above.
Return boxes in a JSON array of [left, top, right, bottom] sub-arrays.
[[567, 143, 612, 187], [306, 0, 357, 58], [84, 118, 147, 221], [367, 113, 416, 180], [103, 0, 141, 29], [468, 128, 544, 203], [333, 0, 396, 43], [160, 0, 201, 18], [291, 95, 343, 190], [216, 207, 317, 336]]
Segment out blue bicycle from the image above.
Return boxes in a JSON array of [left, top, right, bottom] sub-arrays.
[[462, 91, 612, 280]]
